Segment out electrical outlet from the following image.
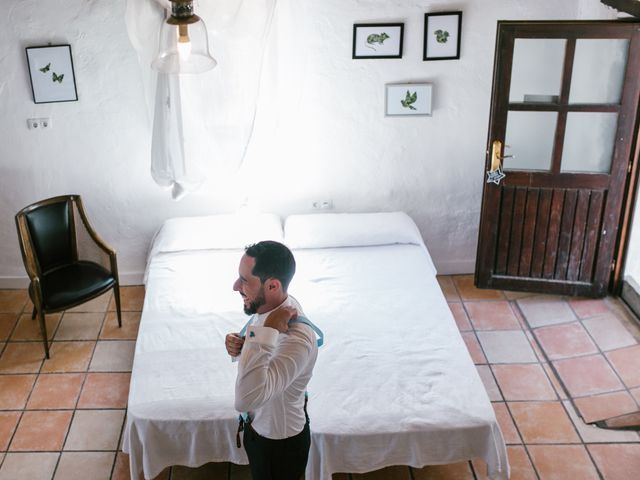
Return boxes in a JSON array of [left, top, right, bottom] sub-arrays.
[[312, 200, 333, 210], [27, 118, 52, 130]]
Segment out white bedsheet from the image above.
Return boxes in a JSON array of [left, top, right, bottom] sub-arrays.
[[124, 230, 509, 479]]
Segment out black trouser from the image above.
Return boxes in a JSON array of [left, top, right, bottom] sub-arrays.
[[243, 420, 311, 480]]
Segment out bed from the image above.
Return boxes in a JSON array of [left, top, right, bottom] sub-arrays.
[[123, 212, 509, 480]]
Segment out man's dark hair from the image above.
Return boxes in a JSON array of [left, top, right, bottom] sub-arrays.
[[245, 241, 296, 291]]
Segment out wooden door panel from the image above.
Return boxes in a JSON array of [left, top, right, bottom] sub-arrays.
[[519, 188, 539, 277], [542, 189, 564, 280], [495, 188, 514, 275], [507, 188, 527, 276], [580, 190, 605, 282], [567, 190, 590, 281], [556, 189, 578, 279], [530, 189, 552, 278], [476, 21, 640, 297], [490, 187, 607, 286]]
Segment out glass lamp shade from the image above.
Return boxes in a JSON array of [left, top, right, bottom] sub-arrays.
[[152, 17, 217, 74]]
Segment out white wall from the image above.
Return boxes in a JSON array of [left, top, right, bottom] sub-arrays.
[[625, 194, 640, 291], [0, 0, 619, 286]]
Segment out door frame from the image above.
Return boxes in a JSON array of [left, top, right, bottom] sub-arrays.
[[615, 112, 640, 294]]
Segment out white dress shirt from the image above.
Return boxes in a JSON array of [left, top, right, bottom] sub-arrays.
[[235, 295, 318, 440]]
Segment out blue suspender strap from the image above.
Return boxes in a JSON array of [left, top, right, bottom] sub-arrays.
[[238, 315, 254, 338], [288, 315, 324, 347], [240, 314, 324, 347]]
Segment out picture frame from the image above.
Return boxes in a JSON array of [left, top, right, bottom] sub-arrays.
[[353, 23, 404, 59], [26, 44, 78, 104], [385, 83, 432, 117], [423, 12, 462, 61]]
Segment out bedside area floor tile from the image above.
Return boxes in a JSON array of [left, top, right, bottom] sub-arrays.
[[0, 281, 638, 479]]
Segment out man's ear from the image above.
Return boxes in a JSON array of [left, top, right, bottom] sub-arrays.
[[266, 278, 281, 292]]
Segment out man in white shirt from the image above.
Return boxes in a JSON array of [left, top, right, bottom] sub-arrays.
[[225, 241, 318, 480]]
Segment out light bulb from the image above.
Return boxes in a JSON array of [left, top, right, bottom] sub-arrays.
[[177, 24, 192, 61]]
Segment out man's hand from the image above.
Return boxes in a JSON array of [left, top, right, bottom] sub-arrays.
[[225, 332, 245, 357], [264, 306, 298, 334]]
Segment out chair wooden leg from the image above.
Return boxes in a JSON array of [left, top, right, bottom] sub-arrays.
[[113, 284, 123, 328], [31, 307, 36, 320], [35, 308, 50, 359]]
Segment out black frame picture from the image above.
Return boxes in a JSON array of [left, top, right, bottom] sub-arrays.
[[26, 44, 78, 104], [352, 23, 404, 59], [423, 12, 462, 61]]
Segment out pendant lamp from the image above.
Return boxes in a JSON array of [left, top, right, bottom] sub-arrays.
[[152, 0, 217, 74]]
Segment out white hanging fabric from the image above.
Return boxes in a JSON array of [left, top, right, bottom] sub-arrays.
[[125, 0, 277, 200], [150, 74, 204, 200]]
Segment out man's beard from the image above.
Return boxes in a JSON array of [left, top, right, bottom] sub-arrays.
[[243, 288, 266, 315]]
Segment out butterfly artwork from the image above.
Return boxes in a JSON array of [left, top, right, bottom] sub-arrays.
[[36, 61, 63, 83], [27, 45, 78, 103], [400, 90, 417, 110]]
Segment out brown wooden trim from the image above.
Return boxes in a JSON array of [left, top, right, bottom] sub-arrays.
[[502, 171, 610, 189], [614, 109, 640, 293], [567, 190, 590, 281], [556, 189, 579, 279], [69, 198, 78, 263], [500, 21, 637, 38], [476, 24, 516, 287], [612, 28, 640, 293], [543, 190, 565, 278], [580, 190, 606, 282], [488, 274, 606, 297], [495, 187, 515, 275], [507, 188, 528, 275], [531, 189, 553, 278], [596, 26, 640, 293], [519, 189, 540, 277], [508, 103, 621, 113], [601, 0, 640, 17]]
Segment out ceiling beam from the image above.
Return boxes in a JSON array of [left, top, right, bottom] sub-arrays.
[[601, 0, 640, 17]]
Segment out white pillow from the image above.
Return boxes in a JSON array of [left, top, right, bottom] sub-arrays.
[[150, 213, 284, 257], [284, 212, 424, 249]]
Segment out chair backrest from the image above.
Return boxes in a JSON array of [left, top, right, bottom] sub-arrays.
[[16, 196, 77, 275]]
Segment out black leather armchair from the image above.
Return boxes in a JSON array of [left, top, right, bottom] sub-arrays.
[[15, 195, 122, 358]]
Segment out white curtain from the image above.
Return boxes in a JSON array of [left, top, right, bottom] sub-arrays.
[[125, 0, 277, 200]]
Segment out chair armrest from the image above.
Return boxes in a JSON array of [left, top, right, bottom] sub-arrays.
[[15, 214, 42, 282], [74, 197, 117, 257]]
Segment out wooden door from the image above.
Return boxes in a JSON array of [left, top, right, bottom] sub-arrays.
[[475, 21, 640, 297]]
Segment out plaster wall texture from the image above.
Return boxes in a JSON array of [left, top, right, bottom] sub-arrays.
[[625, 195, 640, 290], [0, 0, 623, 287]]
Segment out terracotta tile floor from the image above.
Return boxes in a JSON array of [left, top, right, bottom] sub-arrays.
[[0, 280, 639, 479]]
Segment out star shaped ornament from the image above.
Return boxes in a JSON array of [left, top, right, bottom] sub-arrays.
[[486, 167, 506, 185]]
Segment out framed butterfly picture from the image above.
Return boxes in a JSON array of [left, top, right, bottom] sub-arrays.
[[385, 83, 432, 117], [423, 11, 462, 61], [26, 44, 78, 103]]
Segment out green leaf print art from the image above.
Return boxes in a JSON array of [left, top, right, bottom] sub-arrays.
[[400, 90, 417, 110]]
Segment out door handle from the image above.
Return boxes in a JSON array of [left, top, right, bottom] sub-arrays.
[[490, 140, 514, 170], [487, 140, 508, 185]]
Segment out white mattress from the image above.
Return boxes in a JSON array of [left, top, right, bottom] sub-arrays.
[[123, 216, 509, 480]]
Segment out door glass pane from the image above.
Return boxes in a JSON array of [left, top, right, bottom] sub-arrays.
[[504, 111, 557, 171], [510, 39, 565, 103], [569, 39, 629, 104], [561, 112, 618, 173]]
